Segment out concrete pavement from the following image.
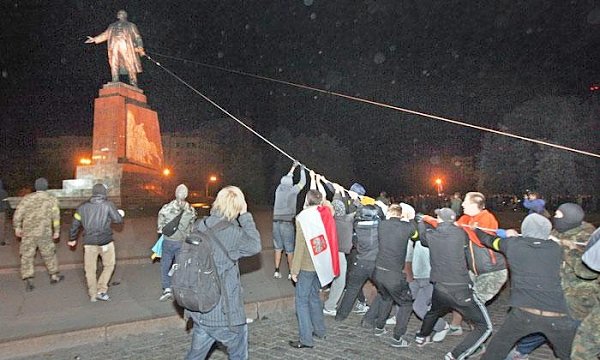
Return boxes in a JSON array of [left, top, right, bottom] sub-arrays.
[[0, 209, 561, 359]]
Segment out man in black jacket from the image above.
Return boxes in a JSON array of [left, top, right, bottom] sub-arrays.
[[335, 204, 381, 321], [477, 213, 578, 360], [69, 183, 123, 302], [415, 208, 492, 360], [365, 204, 417, 347]]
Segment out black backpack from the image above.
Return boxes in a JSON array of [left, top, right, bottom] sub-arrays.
[[162, 210, 184, 237], [170, 220, 232, 313], [356, 204, 382, 221]]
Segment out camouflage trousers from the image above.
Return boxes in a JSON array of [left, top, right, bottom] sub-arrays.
[[470, 269, 508, 303], [20, 236, 59, 279], [571, 304, 600, 360]]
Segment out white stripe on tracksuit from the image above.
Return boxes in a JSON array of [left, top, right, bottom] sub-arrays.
[[456, 292, 493, 360]]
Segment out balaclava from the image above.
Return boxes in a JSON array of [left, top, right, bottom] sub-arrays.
[[553, 203, 584, 233]]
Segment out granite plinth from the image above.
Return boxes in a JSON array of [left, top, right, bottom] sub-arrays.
[[92, 82, 164, 171]]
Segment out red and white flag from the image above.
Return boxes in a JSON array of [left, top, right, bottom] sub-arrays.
[[296, 205, 340, 287]]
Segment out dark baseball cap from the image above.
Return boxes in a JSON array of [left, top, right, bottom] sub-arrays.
[[435, 208, 456, 222]]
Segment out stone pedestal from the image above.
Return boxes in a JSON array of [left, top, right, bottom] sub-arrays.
[[76, 82, 166, 207], [7, 82, 168, 210]]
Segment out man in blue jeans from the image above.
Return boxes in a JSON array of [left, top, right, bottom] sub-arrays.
[[157, 184, 196, 301], [272, 161, 306, 279]]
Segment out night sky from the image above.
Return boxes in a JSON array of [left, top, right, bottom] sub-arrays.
[[1, 0, 599, 178]]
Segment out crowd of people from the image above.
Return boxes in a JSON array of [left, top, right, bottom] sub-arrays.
[[270, 164, 598, 360], [4, 169, 599, 360]]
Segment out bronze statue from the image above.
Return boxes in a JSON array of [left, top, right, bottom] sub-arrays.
[[86, 10, 146, 87]]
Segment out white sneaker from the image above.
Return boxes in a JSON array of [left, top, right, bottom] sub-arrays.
[[374, 327, 387, 336], [448, 325, 463, 336], [352, 301, 369, 314], [323, 308, 337, 316], [389, 336, 409, 348], [159, 288, 173, 302], [287, 273, 292, 280], [385, 316, 396, 325], [432, 324, 450, 342], [96, 292, 110, 301], [444, 352, 456, 360], [273, 271, 282, 279]]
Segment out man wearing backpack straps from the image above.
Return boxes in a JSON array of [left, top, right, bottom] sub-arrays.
[[185, 186, 261, 360], [157, 184, 196, 301]]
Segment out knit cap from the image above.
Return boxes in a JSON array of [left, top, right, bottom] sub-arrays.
[[34, 178, 48, 191]]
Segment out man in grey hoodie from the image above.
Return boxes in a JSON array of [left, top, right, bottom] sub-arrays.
[[272, 161, 306, 279]]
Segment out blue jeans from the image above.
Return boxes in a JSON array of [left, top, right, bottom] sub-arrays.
[[295, 270, 326, 346], [272, 221, 295, 253], [161, 239, 181, 289], [186, 322, 248, 360]]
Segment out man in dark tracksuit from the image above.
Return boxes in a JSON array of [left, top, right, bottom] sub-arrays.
[[365, 204, 418, 347], [335, 205, 380, 321], [415, 208, 492, 360], [477, 214, 578, 360]]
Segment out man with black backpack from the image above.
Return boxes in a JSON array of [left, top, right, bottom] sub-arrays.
[[157, 184, 196, 301], [335, 204, 383, 321], [182, 186, 261, 360]]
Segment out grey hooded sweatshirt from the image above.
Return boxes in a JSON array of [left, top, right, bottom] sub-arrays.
[[273, 169, 306, 221]]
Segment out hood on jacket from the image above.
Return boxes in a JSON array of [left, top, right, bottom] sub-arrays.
[[280, 174, 293, 186], [399, 202, 416, 220], [92, 183, 108, 197], [522, 213, 552, 240], [553, 203, 584, 233], [175, 184, 188, 200]]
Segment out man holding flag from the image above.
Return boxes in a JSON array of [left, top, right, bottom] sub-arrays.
[[289, 188, 339, 349]]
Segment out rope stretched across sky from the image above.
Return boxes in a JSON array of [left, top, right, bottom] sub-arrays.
[[146, 50, 600, 160], [145, 54, 355, 194]]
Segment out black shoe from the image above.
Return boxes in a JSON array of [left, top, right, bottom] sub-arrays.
[[313, 332, 326, 340], [50, 274, 64, 284], [24, 279, 34, 292], [288, 340, 313, 349]]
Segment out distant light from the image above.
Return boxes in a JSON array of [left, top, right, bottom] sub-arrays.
[[209, 175, 217, 182], [162, 168, 171, 176], [590, 85, 600, 91], [435, 178, 442, 185], [79, 158, 92, 165]]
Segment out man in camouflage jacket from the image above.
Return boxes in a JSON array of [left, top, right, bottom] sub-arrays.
[[514, 203, 598, 359], [13, 178, 64, 291], [552, 203, 598, 360]]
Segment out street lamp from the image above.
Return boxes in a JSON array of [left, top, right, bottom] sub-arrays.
[[206, 175, 218, 197], [435, 178, 443, 196], [162, 168, 171, 176]]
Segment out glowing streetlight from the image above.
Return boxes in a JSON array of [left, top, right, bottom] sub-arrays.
[[79, 157, 92, 165], [162, 168, 171, 176], [434, 178, 443, 195], [206, 175, 218, 197]]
